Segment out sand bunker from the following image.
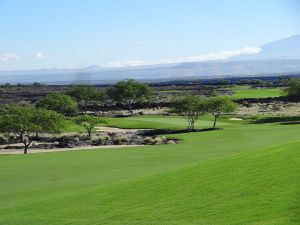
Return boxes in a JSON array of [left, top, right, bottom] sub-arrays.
[[229, 118, 243, 121]]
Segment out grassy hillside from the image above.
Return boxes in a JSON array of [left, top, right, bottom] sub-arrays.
[[0, 116, 299, 224]]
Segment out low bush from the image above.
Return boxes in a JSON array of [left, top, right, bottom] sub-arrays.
[[0, 135, 8, 145]]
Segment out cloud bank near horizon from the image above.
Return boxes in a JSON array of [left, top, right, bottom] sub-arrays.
[[0, 53, 21, 62], [105, 47, 261, 68]]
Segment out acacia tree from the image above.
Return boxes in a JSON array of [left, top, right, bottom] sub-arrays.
[[170, 95, 206, 131], [106, 79, 153, 113], [66, 86, 103, 113], [36, 93, 78, 116], [206, 97, 237, 128], [0, 105, 65, 154], [73, 115, 106, 138]]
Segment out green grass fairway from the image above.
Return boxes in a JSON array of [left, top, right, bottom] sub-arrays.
[[105, 115, 230, 130], [0, 115, 299, 224], [228, 86, 283, 99]]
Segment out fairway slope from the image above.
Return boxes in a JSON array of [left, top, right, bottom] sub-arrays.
[[1, 142, 299, 225]]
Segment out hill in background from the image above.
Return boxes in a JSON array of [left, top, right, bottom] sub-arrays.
[[0, 35, 300, 84]]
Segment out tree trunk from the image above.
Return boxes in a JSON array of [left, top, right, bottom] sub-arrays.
[[24, 146, 28, 154], [24, 144, 29, 154], [213, 116, 218, 128], [88, 130, 92, 138], [128, 103, 133, 115], [190, 120, 195, 131], [187, 121, 191, 131], [23, 139, 32, 155]]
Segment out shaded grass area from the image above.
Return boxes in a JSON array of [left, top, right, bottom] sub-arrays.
[[251, 115, 300, 124], [0, 115, 299, 224]]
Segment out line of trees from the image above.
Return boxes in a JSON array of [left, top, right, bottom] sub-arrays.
[[35, 79, 153, 115], [171, 96, 237, 130]]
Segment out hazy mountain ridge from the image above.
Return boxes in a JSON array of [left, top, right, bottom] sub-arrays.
[[0, 35, 299, 84], [231, 34, 300, 60]]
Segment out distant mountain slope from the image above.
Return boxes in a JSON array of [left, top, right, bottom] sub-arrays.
[[232, 34, 300, 60], [0, 35, 299, 84], [174, 59, 300, 74], [0, 59, 300, 84]]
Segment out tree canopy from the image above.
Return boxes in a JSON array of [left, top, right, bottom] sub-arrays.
[[170, 95, 206, 131], [66, 86, 103, 113], [0, 105, 65, 154], [106, 79, 152, 113], [206, 97, 237, 128], [285, 78, 300, 100], [36, 93, 78, 116], [73, 115, 106, 137]]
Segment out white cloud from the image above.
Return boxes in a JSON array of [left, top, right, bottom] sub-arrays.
[[105, 46, 261, 68], [0, 53, 21, 62], [36, 52, 45, 60]]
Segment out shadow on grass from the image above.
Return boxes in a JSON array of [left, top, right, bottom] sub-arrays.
[[253, 116, 300, 124], [280, 121, 300, 125], [142, 127, 223, 136]]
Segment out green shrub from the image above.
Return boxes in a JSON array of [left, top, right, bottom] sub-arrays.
[[37, 93, 78, 115]]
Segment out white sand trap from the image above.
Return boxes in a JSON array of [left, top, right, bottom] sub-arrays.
[[229, 118, 243, 121]]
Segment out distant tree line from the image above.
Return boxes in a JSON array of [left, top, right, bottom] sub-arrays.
[[34, 79, 153, 115]]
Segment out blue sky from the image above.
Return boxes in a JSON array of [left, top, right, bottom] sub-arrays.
[[0, 0, 299, 70]]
